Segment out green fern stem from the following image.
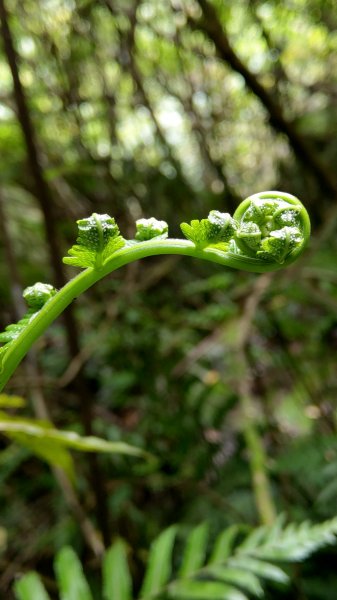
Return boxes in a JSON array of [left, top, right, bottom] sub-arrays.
[[0, 191, 310, 391], [0, 241, 266, 391]]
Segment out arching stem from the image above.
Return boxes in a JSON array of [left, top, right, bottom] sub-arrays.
[[0, 239, 285, 392]]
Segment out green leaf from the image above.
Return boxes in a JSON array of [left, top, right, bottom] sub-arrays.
[[208, 211, 237, 243], [103, 539, 132, 600], [252, 518, 337, 562], [235, 222, 261, 252], [63, 213, 125, 269], [205, 566, 263, 598], [0, 394, 26, 408], [0, 413, 75, 479], [168, 580, 248, 600], [180, 212, 236, 249], [228, 557, 289, 584], [0, 414, 151, 483], [140, 525, 177, 598], [209, 525, 242, 564], [258, 226, 302, 264], [180, 220, 206, 246], [179, 522, 209, 577], [14, 572, 51, 600], [254, 515, 287, 553], [54, 546, 93, 600], [7, 431, 76, 482], [239, 199, 276, 227], [236, 526, 268, 552], [0, 417, 150, 460]]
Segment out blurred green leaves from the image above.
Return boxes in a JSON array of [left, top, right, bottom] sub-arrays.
[[13, 517, 337, 600], [1, 0, 337, 598], [0, 406, 151, 483]]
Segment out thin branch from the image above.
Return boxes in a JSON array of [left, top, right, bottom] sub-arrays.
[[192, 0, 337, 198]]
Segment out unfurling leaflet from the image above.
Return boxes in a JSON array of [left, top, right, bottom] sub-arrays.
[[180, 211, 237, 249], [63, 213, 125, 269], [23, 282, 57, 309], [0, 283, 57, 361], [135, 217, 169, 241]]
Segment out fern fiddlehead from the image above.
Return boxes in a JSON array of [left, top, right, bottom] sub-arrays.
[[0, 283, 56, 355], [233, 190, 310, 266], [0, 191, 310, 391]]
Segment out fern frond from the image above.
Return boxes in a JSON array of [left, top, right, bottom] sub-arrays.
[[63, 213, 125, 269], [245, 516, 337, 561], [13, 516, 337, 600], [145, 517, 337, 600]]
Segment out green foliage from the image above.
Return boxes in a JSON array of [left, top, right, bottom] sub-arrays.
[[13, 517, 337, 600], [140, 525, 177, 598], [103, 540, 133, 600], [14, 573, 51, 600], [63, 213, 125, 269], [54, 547, 93, 600], [0, 403, 150, 482], [178, 522, 209, 577], [0, 0, 336, 597]]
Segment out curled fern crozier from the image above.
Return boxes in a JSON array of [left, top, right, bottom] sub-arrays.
[[233, 191, 310, 267], [180, 191, 310, 270]]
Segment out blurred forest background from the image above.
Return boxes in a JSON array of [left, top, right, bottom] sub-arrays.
[[0, 0, 337, 598]]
